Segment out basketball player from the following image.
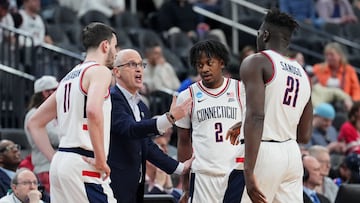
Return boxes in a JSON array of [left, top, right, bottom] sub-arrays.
[[225, 9, 313, 203], [176, 40, 243, 202], [27, 22, 118, 202]]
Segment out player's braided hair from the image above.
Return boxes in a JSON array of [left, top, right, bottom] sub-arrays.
[[264, 8, 299, 33], [189, 39, 229, 68]]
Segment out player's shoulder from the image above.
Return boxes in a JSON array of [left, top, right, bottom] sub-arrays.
[[84, 64, 112, 80], [242, 52, 268, 65], [178, 86, 192, 98]]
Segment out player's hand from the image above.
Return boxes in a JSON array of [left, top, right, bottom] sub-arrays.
[[226, 122, 242, 145], [83, 156, 111, 180], [245, 173, 267, 203], [182, 154, 195, 174], [169, 96, 192, 121], [179, 191, 190, 203]]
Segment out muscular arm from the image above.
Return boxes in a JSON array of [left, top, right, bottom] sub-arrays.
[[27, 93, 57, 161], [297, 99, 313, 144], [240, 54, 266, 179], [177, 127, 192, 193], [239, 54, 270, 202], [84, 66, 112, 170]]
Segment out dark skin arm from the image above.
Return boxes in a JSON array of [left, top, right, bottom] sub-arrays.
[[177, 127, 192, 203], [296, 99, 313, 144], [240, 53, 271, 203]]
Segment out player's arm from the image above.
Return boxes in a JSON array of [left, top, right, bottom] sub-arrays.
[[297, 98, 313, 144], [84, 65, 112, 179], [177, 127, 192, 201], [27, 93, 57, 161], [240, 54, 268, 202]]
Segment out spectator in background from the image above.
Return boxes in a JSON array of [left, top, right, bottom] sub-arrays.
[[308, 146, 338, 203], [353, 0, 360, 19], [157, 0, 199, 41], [0, 140, 21, 197], [338, 101, 360, 155], [279, 0, 324, 28], [145, 135, 181, 201], [303, 155, 331, 203], [288, 51, 313, 74], [190, 0, 221, 29], [313, 42, 360, 101], [0, 0, 15, 44], [0, 168, 44, 203], [18, 0, 52, 46], [177, 69, 201, 93], [239, 45, 255, 62], [306, 103, 345, 154], [310, 73, 353, 112], [157, 0, 229, 47], [333, 153, 360, 184], [78, 0, 125, 27], [316, 0, 358, 24], [57, 0, 83, 12], [143, 42, 181, 95], [24, 75, 60, 194]]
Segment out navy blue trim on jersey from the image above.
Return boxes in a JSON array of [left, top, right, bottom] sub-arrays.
[[84, 182, 108, 203], [59, 147, 94, 158], [223, 170, 245, 203], [83, 95, 87, 118], [189, 173, 196, 203]]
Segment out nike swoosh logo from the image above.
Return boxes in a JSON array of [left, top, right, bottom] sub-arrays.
[[197, 98, 206, 103]]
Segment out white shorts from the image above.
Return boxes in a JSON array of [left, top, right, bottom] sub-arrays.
[[235, 140, 303, 203], [189, 172, 230, 203], [50, 151, 116, 203]]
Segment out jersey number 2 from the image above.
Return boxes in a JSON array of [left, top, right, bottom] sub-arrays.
[[215, 122, 223, 142], [283, 76, 299, 107], [63, 83, 71, 112]]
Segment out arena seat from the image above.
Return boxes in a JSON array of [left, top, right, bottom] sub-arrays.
[[143, 194, 176, 203], [334, 184, 360, 203]]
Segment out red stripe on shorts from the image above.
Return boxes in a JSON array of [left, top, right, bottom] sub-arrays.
[[236, 157, 244, 163], [83, 124, 88, 130], [82, 170, 101, 178]]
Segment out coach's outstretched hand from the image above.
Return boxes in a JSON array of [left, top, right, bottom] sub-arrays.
[[169, 96, 192, 121], [226, 121, 242, 145], [182, 154, 195, 174]]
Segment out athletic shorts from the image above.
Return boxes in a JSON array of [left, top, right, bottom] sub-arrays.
[[224, 140, 303, 203], [50, 151, 116, 203], [189, 172, 230, 203]]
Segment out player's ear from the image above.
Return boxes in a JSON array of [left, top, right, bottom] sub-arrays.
[[219, 59, 225, 68], [101, 40, 109, 53], [263, 30, 270, 43]]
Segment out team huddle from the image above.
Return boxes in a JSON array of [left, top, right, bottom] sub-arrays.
[[25, 9, 312, 203]]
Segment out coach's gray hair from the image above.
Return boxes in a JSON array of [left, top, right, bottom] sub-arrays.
[[308, 145, 329, 158]]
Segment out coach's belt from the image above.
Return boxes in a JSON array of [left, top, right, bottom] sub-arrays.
[[58, 147, 94, 158], [239, 138, 291, 144]]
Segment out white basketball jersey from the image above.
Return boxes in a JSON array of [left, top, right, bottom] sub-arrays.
[[176, 78, 243, 175], [260, 50, 311, 141], [55, 62, 112, 154]]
